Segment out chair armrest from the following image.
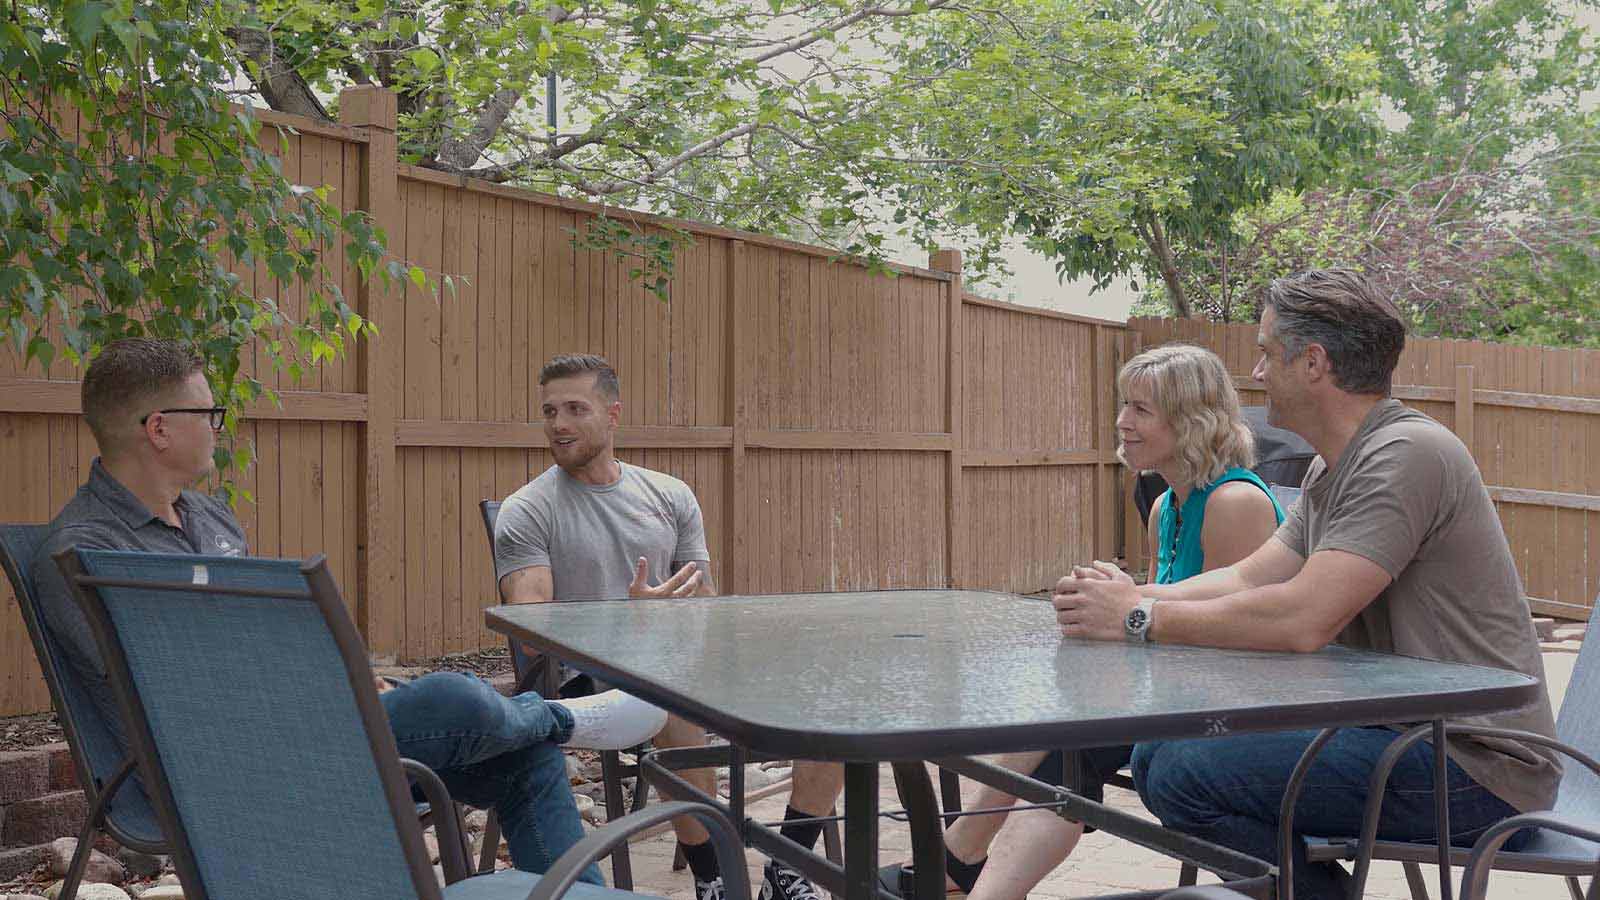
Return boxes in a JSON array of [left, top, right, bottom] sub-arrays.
[[526, 800, 750, 900], [1460, 811, 1600, 900], [402, 757, 471, 885], [1346, 722, 1600, 900], [1160, 887, 1254, 900]]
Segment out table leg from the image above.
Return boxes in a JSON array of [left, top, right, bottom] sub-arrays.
[[891, 762, 945, 900], [844, 763, 879, 900]]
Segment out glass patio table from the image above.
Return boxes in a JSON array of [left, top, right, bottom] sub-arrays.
[[485, 590, 1542, 900]]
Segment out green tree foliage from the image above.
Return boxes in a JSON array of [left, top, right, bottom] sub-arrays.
[[0, 0, 394, 474], [880, 0, 1381, 316]]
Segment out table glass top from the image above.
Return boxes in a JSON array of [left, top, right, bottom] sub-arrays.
[[487, 590, 1539, 760]]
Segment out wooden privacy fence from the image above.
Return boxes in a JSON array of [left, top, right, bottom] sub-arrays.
[[0, 88, 1125, 716], [1127, 318, 1600, 623]]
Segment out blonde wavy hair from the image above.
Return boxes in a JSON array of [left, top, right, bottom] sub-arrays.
[[1116, 344, 1255, 488]]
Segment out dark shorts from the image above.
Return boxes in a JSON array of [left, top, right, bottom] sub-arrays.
[[1028, 745, 1134, 833]]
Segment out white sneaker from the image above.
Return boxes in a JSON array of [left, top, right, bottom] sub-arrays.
[[696, 876, 727, 900], [558, 690, 668, 750]]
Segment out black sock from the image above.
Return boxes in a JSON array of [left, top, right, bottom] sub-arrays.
[[681, 839, 721, 883], [779, 804, 825, 852]]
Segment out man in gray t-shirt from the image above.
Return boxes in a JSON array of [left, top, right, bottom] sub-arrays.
[[1052, 270, 1560, 900], [496, 354, 845, 900]]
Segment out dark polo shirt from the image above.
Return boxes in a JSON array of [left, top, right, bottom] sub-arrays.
[[30, 459, 247, 734]]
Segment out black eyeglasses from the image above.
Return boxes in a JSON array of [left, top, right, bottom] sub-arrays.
[[139, 407, 228, 430]]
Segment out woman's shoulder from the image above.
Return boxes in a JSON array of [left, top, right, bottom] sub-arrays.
[[1202, 476, 1278, 524]]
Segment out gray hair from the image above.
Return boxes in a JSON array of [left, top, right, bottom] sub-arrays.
[[1264, 269, 1407, 396]]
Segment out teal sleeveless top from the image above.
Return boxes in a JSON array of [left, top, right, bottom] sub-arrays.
[[1154, 467, 1285, 585]]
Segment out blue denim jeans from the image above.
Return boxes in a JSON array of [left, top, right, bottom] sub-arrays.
[[380, 672, 602, 885], [1131, 727, 1525, 900]]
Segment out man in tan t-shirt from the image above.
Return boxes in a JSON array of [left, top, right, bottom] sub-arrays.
[[1052, 269, 1560, 900]]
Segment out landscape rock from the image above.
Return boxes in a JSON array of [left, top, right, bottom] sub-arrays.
[[47, 838, 125, 885], [41, 882, 129, 900], [132, 887, 183, 900], [114, 848, 163, 879], [574, 794, 600, 825], [462, 809, 489, 834], [0, 844, 48, 882], [422, 829, 440, 864]]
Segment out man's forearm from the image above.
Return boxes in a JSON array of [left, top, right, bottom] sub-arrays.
[[1151, 581, 1316, 651]]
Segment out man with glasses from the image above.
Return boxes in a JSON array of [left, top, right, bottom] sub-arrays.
[[31, 338, 667, 884]]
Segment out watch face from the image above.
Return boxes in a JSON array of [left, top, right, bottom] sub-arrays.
[[1127, 608, 1149, 632]]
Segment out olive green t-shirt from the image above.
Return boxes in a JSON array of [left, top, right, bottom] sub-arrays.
[[1275, 400, 1560, 812]]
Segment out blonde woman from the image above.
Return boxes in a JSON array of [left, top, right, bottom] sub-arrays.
[[882, 344, 1284, 900]]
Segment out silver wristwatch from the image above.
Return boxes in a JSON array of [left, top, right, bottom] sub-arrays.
[[1124, 597, 1156, 642]]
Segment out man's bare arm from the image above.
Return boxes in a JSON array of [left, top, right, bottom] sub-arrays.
[[1144, 537, 1305, 603], [499, 566, 556, 604], [1152, 548, 1391, 651]]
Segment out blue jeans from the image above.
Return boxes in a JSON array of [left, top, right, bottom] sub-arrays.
[[1131, 727, 1524, 900], [380, 672, 603, 885]]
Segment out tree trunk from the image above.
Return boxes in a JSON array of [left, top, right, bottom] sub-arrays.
[[1137, 212, 1192, 318], [228, 27, 332, 122]]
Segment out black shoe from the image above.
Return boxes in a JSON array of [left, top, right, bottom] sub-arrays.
[[761, 860, 823, 900]]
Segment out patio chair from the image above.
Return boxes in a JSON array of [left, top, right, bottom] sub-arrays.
[[1307, 597, 1600, 900], [51, 546, 752, 900], [0, 524, 169, 900]]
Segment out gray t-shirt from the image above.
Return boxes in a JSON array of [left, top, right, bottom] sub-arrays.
[[30, 458, 248, 746], [494, 462, 710, 600], [1275, 400, 1561, 812]]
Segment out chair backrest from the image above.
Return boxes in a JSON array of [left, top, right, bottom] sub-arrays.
[[478, 500, 556, 696], [58, 549, 441, 900], [1268, 484, 1303, 513], [1133, 406, 1318, 523], [1552, 599, 1600, 821], [0, 525, 163, 848]]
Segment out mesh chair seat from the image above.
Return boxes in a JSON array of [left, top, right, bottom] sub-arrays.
[[442, 870, 660, 900]]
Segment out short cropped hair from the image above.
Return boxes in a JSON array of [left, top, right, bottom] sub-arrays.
[[81, 338, 206, 450], [1116, 343, 1255, 488], [538, 354, 620, 401], [1264, 269, 1406, 396]]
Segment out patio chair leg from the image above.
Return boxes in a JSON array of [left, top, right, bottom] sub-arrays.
[[1563, 875, 1586, 900], [1401, 861, 1430, 900], [479, 810, 501, 874], [1178, 863, 1198, 887], [602, 749, 635, 890], [822, 806, 844, 900], [58, 814, 102, 900], [673, 842, 687, 871]]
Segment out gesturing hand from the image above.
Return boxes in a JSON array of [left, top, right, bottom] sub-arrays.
[[627, 557, 704, 599]]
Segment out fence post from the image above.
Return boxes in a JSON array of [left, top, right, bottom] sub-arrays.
[[725, 240, 749, 594], [930, 248, 965, 589], [340, 86, 403, 654], [1454, 364, 1475, 456], [1122, 330, 1145, 573]]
